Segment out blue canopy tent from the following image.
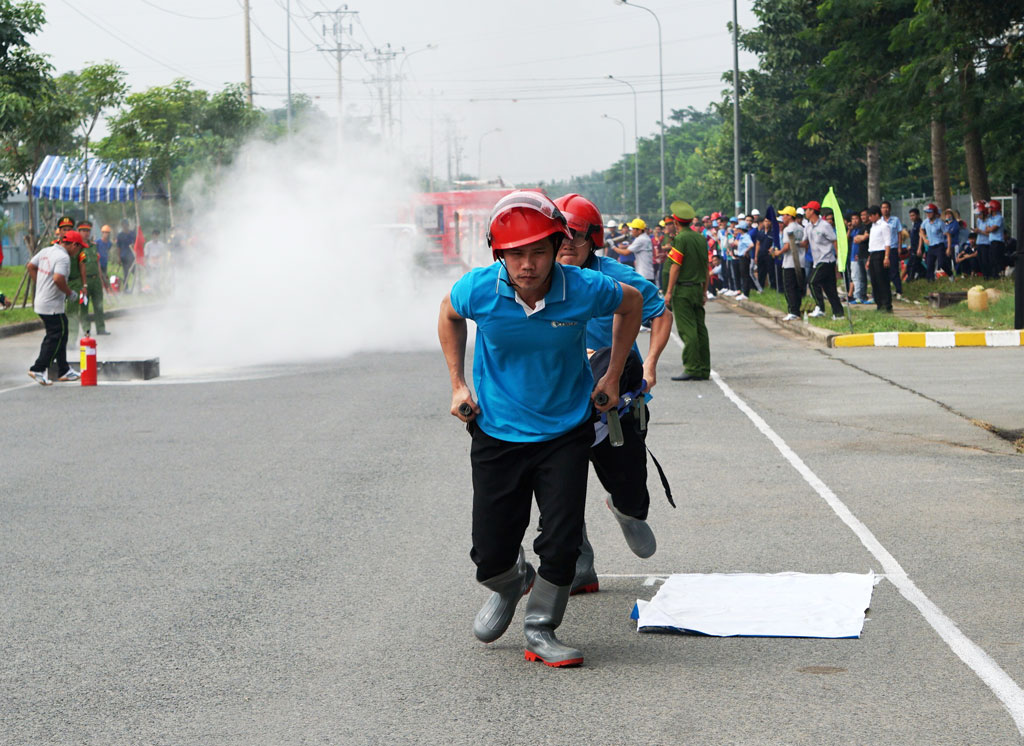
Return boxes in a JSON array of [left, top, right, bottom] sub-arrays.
[[32, 155, 149, 202]]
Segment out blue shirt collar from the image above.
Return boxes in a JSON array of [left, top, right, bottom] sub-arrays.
[[495, 262, 567, 304]]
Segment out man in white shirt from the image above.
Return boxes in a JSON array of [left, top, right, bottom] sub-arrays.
[[610, 219, 655, 282], [802, 201, 844, 318], [26, 231, 84, 384], [866, 205, 893, 312]]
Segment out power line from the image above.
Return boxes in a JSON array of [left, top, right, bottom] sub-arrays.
[[57, 0, 217, 86], [138, 0, 238, 21]]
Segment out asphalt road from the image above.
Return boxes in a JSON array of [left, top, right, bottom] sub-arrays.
[[2, 303, 1022, 745]]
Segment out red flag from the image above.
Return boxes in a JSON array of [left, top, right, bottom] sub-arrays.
[[134, 227, 146, 264]]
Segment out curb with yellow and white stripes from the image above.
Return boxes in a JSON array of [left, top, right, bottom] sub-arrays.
[[831, 330, 1024, 348]]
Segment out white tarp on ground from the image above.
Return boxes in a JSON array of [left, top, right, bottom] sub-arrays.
[[633, 571, 877, 638]]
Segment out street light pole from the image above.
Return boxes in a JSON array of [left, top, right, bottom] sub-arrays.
[[615, 0, 665, 215], [608, 75, 640, 217], [732, 0, 742, 215], [477, 128, 501, 180], [398, 44, 438, 149], [602, 114, 628, 214]]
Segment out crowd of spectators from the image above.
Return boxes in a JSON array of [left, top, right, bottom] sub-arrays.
[[601, 197, 1014, 321]]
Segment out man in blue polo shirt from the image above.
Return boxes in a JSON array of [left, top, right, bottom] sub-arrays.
[[973, 201, 993, 278], [983, 199, 1006, 277], [553, 193, 671, 596], [920, 203, 947, 281], [438, 190, 642, 668]]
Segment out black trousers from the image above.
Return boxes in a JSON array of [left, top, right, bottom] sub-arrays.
[[782, 268, 806, 315], [808, 262, 844, 316], [905, 251, 926, 282], [990, 241, 1006, 276], [888, 252, 903, 294], [925, 246, 952, 280], [756, 251, 773, 290], [469, 419, 592, 586], [590, 409, 649, 521], [30, 313, 70, 376], [782, 267, 804, 316], [737, 254, 753, 295], [868, 251, 893, 311]]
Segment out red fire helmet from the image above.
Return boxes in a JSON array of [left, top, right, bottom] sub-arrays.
[[974, 200, 989, 214], [553, 193, 603, 250], [988, 199, 1001, 213], [487, 190, 570, 260]]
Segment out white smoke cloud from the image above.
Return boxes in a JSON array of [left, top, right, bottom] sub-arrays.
[[121, 127, 454, 375]]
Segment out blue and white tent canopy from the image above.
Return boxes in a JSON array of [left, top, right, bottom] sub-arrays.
[[32, 155, 149, 203]]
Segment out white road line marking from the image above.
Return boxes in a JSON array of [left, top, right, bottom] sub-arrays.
[[0, 382, 36, 396], [686, 341, 1024, 734]]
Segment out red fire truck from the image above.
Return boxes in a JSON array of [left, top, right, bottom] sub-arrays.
[[411, 188, 514, 271]]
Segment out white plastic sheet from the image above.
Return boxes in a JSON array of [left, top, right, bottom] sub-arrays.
[[633, 571, 876, 638]]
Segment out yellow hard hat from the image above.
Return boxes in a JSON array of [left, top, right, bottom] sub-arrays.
[[779, 206, 798, 217], [628, 218, 646, 230]]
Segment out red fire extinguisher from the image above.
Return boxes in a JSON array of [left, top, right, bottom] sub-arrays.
[[80, 334, 97, 386]]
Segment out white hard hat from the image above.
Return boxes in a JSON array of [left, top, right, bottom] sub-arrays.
[[796, 207, 805, 216], [605, 219, 618, 228], [751, 208, 761, 217]]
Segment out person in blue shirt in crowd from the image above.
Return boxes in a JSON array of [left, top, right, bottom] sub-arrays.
[[552, 193, 672, 596], [438, 190, 642, 668], [955, 232, 979, 276], [982, 199, 1006, 277], [920, 203, 949, 281], [941, 207, 961, 276], [881, 201, 904, 298], [732, 219, 755, 299], [972, 201, 993, 278], [905, 208, 924, 282]]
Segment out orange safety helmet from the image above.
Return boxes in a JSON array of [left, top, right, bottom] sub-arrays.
[[487, 190, 570, 260], [553, 193, 603, 250]]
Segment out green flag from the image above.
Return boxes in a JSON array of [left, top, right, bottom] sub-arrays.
[[822, 187, 848, 269]]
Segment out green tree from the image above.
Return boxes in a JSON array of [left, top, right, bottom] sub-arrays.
[[98, 79, 206, 228], [57, 61, 127, 219]]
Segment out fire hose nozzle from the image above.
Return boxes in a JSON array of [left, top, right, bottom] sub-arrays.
[[594, 392, 624, 447]]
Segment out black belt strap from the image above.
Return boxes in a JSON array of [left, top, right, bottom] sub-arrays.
[[645, 445, 675, 508]]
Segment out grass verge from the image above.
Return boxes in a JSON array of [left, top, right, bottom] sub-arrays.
[[743, 288, 937, 333], [900, 276, 1016, 330]]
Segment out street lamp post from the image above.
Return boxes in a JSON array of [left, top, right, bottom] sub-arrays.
[[614, 0, 664, 215], [608, 75, 640, 217], [477, 128, 501, 180], [732, 0, 742, 214], [398, 43, 438, 149], [602, 114, 628, 214]]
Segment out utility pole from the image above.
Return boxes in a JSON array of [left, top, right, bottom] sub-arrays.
[[365, 44, 401, 143], [243, 0, 253, 107], [286, 0, 292, 134], [314, 6, 360, 145]]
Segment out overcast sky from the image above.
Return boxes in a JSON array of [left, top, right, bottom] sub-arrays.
[[34, 0, 758, 185]]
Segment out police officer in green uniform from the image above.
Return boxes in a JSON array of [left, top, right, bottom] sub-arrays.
[[65, 221, 106, 341], [663, 201, 710, 381], [77, 222, 109, 335]]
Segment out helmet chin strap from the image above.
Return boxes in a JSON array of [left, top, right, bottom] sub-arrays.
[[497, 237, 558, 292]]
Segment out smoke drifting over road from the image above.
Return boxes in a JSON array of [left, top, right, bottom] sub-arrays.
[[129, 128, 454, 374]]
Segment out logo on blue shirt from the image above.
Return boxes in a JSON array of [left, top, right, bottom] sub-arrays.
[[550, 320, 578, 328]]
